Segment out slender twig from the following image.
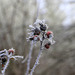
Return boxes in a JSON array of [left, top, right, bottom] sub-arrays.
[[34, 0, 40, 23], [30, 32, 44, 75], [22, 55, 28, 63], [0, 50, 7, 54], [36, 0, 40, 20], [30, 49, 43, 75], [26, 41, 34, 75]]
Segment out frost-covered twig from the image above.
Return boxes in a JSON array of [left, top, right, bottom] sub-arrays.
[[10, 56, 23, 60], [30, 49, 43, 75], [29, 30, 44, 75], [11, 55, 23, 59], [26, 41, 34, 75], [0, 49, 7, 54]]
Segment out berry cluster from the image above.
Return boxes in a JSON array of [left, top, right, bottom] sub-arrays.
[[0, 48, 23, 74], [25, 19, 55, 75], [27, 19, 55, 49], [0, 48, 15, 67]]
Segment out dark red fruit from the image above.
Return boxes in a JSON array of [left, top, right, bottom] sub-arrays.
[[46, 31, 53, 38], [2, 64, 4, 67], [44, 42, 51, 49], [8, 49, 15, 54]]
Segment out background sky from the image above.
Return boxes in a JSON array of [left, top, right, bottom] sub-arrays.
[[60, 0, 75, 26], [38, 0, 75, 26]]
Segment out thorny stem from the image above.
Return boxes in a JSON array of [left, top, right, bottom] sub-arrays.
[[26, 41, 34, 75], [30, 32, 45, 75]]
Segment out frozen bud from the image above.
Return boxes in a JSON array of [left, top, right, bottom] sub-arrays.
[[44, 42, 51, 49], [2, 58, 7, 64], [34, 28, 41, 35], [39, 23, 46, 31], [8, 48, 15, 55], [33, 35, 40, 41], [2, 64, 4, 68], [1, 55, 7, 66], [29, 35, 40, 41], [29, 37, 34, 41], [46, 31, 53, 38]]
